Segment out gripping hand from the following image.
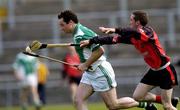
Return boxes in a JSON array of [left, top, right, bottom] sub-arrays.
[[29, 40, 47, 51]]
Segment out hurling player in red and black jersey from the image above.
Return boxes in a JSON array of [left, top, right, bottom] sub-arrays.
[[80, 10, 179, 110]]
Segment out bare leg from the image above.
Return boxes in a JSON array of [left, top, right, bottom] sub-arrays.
[[30, 85, 41, 108], [161, 89, 176, 110], [133, 83, 178, 110], [20, 87, 29, 110], [133, 83, 156, 101], [74, 83, 94, 110], [101, 88, 139, 110], [69, 83, 78, 101]]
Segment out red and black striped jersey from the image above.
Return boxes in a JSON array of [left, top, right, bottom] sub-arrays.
[[90, 26, 170, 69]]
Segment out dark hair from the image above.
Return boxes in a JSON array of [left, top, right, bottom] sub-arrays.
[[58, 10, 78, 24], [132, 10, 148, 26]]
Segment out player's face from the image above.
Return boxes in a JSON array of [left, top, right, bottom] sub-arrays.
[[130, 14, 137, 29], [58, 18, 73, 33]]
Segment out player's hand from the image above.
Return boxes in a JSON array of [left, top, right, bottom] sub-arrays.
[[77, 63, 88, 72], [29, 40, 42, 51], [80, 40, 90, 47], [99, 27, 115, 34], [25, 46, 32, 53]]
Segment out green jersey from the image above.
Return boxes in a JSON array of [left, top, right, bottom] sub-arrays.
[[73, 23, 106, 70], [13, 53, 38, 75]]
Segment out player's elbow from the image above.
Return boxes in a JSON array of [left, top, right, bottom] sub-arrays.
[[105, 100, 119, 110]]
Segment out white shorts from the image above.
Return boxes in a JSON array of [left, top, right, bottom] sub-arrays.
[[19, 74, 37, 87], [80, 61, 117, 92]]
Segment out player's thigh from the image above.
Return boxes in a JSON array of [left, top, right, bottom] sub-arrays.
[[133, 83, 154, 100], [100, 87, 117, 106], [75, 83, 94, 101], [69, 83, 78, 94], [27, 74, 38, 87]]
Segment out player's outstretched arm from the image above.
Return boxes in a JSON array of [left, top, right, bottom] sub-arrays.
[[80, 35, 117, 48]]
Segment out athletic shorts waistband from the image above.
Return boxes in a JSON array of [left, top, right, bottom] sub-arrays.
[[151, 62, 170, 71]]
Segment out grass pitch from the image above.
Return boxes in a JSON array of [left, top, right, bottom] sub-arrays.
[[1, 102, 179, 110]]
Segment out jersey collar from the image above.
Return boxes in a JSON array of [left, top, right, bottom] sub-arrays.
[[73, 23, 81, 35]]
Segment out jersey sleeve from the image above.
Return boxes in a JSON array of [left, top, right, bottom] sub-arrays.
[[90, 35, 118, 44], [89, 27, 142, 45], [90, 34, 132, 45], [115, 27, 141, 40], [115, 27, 154, 42]]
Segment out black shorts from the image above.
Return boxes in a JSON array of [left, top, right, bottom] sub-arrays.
[[140, 64, 178, 90], [68, 76, 81, 85]]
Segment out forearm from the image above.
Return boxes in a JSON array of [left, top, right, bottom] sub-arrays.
[[115, 27, 141, 39], [84, 47, 104, 67], [90, 35, 119, 45]]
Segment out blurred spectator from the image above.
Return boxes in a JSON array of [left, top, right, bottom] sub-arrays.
[[0, 0, 7, 20], [37, 59, 49, 105], [13, 52, 41, 110], [0, 0, 7, 29], [61, 47, 82, 101]]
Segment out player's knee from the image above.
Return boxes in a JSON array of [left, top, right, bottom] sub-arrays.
[[107, 104, 117, 110], [106, 101, 118, 110]]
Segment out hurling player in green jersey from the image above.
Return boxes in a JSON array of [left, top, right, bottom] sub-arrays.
[[13, 52, 41, 110], [57, 10, 155, 110]]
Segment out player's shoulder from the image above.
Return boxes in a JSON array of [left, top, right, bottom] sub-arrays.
[[74, 23, 97, 41], [74, 29, 84, 37]]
